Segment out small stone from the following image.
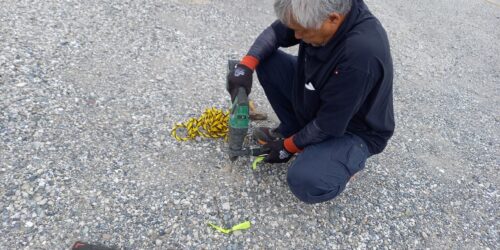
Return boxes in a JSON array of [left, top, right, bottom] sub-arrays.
[[421, 232, 428, 239], [25, 221, 34, 228], [21, 183, 32, 192], [155, 239, 162, 245], [102, 234, 112, 241], [16, 82, 27, 87], [222, 203, 230, 210]]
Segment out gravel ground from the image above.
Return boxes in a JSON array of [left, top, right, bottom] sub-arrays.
[[1, 0, 499, 249]]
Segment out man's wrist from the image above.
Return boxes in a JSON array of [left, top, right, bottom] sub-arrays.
[[240, 55, 259, 71], [284, 136, 302, 154]]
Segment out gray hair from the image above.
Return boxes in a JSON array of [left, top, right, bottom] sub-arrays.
[[274, 0, 352, 29]]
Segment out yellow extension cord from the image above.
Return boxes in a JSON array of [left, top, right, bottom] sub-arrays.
[[171, 107, 229, 141]]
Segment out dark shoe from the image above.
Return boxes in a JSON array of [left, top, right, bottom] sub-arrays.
[[253, 127, 284, 145]]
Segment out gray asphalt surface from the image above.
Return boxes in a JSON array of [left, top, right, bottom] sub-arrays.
[[1, 0, 499, 249]]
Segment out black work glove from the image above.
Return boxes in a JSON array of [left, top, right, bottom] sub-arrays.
[[227, 63, 253, 100], [263, 139, 293, 163]]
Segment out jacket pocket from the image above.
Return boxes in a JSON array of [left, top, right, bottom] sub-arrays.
[[302, 83, 320, 115]]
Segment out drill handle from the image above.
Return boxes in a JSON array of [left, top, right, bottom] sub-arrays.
[[234, 87, 248, 105]]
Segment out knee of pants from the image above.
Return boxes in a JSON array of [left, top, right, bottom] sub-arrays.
[[255, 57, 276, 88], [255, 51, 281, 75], [286, 164, 348, 204], [255, 50, 295, 88]]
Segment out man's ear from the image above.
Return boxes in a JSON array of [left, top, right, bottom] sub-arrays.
[[328, 12, 342, 24]]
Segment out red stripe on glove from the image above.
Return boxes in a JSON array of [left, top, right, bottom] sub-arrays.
[[240, 55, 259, 71], [284, 136, 302, 154]]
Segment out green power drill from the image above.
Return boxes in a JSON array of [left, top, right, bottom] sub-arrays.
[[227, 60, 269, 161]]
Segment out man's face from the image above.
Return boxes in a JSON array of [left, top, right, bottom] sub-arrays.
[[287, 13, 345, 47]]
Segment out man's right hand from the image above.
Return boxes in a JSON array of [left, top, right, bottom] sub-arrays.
[[227, 63, 253, 100]]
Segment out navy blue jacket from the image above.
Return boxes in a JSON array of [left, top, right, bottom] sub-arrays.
[[247, 0, 394, 154]]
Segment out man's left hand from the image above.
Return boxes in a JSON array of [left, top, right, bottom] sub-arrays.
[[263, 140, 293, 163]]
